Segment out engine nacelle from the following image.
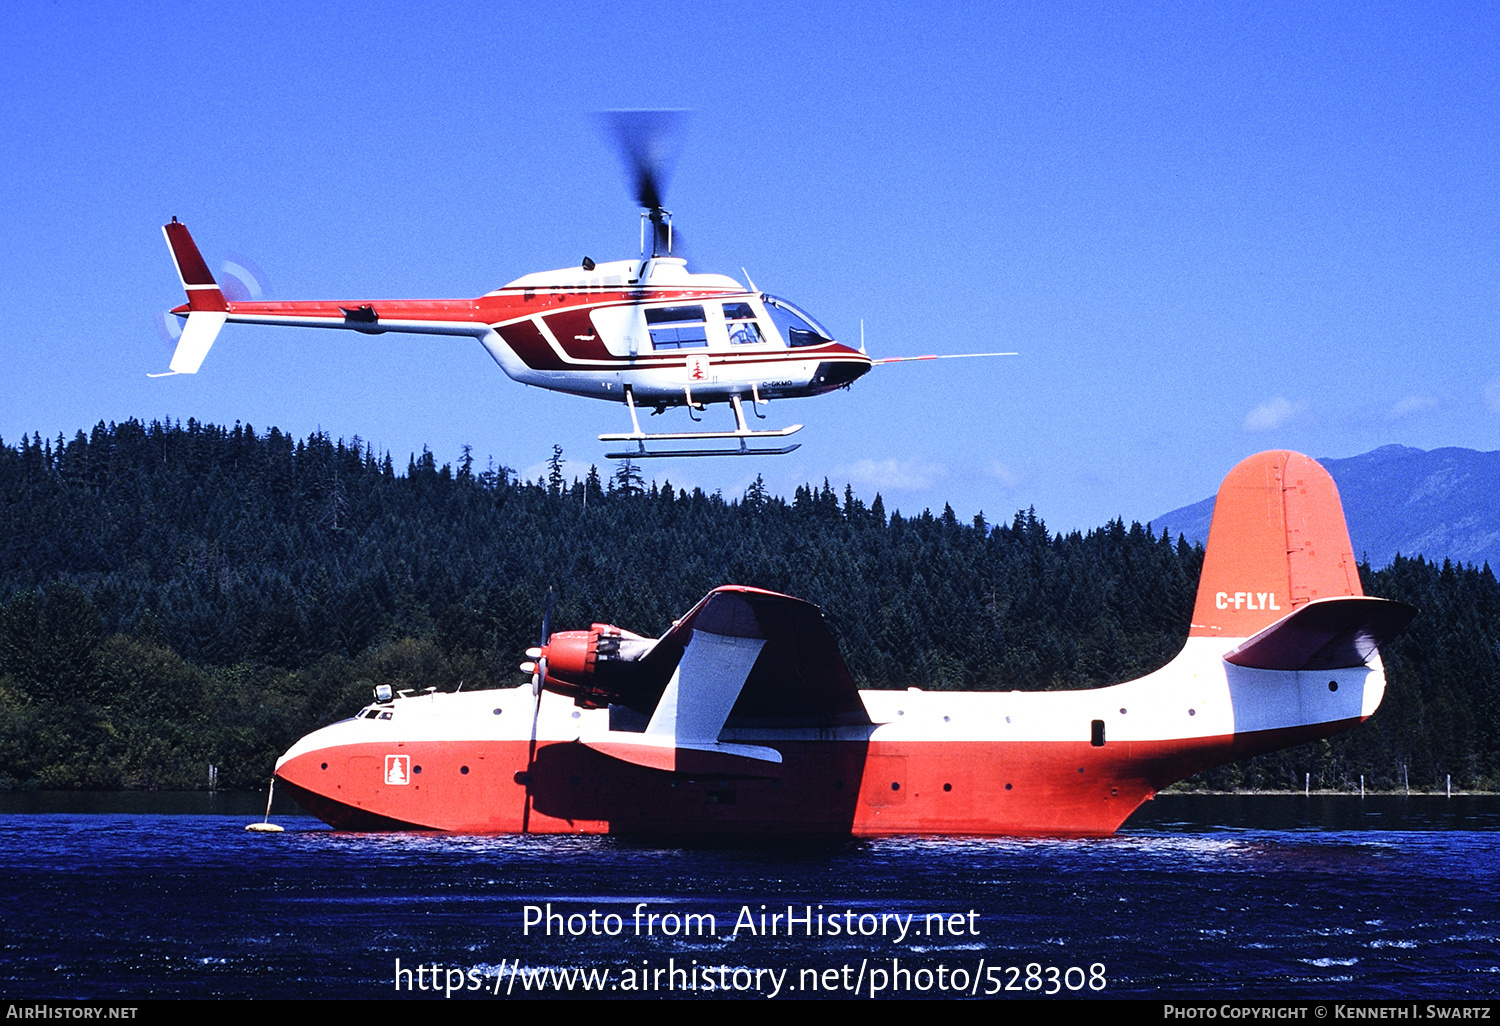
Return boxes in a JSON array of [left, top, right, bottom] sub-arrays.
[[537, 624, 656, 708]]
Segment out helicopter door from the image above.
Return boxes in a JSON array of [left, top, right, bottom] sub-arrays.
[[722, 301, 772, 347], [589, 304, 649, 357], [645, 303, 717, 392]]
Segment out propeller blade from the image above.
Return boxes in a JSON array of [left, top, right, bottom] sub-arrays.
[[522, 586, 555, 835], [532, 588, 555, 695]]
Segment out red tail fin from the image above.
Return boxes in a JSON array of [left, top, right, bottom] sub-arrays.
[[163, 219, 228, 313], [1189, 451, 1361, 639]]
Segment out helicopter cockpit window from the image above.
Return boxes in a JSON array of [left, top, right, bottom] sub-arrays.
[[763, 296, 834, 348], [722, 302, 765, 346], [645, 305, 709, 350]]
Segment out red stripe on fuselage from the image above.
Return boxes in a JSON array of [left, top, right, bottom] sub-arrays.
[[541, 307, 615, 362], [495, 317, 566, 370]]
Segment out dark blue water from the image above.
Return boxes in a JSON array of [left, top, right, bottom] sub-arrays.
[[2, 795, 1497, 1000]]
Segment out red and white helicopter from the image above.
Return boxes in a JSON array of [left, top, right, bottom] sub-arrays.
[[158, 112, 1013, 458]]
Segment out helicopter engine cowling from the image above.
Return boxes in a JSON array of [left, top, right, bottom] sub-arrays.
[[535, 625, 656, 708]]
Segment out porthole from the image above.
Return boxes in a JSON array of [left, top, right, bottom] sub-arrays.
[[1328, 680, 1338, 692], [943, 783, 953, 792], [460, 766, 469, 775]]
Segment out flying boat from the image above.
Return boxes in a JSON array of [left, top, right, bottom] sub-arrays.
[[158, 112, 1013, 458], [271, 450, 1415, 836]]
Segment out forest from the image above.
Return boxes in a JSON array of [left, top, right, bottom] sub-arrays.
[[1, 418, 1496, 792]]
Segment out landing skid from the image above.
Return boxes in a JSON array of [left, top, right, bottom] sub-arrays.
[[601, 391, 802, 459]]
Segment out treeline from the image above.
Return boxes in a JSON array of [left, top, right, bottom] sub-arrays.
[[0, 419, 1495, 791]]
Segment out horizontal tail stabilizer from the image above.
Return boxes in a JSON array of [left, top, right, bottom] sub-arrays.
[[1224, 596, 1416, 671]]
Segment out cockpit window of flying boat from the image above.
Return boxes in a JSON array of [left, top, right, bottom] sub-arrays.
[[722, 302, 766, 345], [763, 296, 834, 348], [645, 305, 709, 349]]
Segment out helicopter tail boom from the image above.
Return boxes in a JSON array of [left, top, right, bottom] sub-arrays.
[[157, 219, 504, 377]]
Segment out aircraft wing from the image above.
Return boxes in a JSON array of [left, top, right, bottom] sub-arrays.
[[640, 586, 872, 728], [583, 587, 870, 773]]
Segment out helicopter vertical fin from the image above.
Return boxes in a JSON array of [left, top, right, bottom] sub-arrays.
[[161, 220, 229, 374], [163, 220, 228, 313]]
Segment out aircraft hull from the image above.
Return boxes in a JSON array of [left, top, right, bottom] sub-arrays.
[[273, 686, 1369, 838], [270, 449, 1410, 838]]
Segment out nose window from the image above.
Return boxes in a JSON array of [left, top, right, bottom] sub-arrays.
[[764, 295, 834, 348]]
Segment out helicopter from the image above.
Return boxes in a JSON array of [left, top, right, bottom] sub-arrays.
[[158, 112, 1014, 458]]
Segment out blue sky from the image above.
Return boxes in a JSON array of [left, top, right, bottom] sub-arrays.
[[2, 2, 1496, 531]]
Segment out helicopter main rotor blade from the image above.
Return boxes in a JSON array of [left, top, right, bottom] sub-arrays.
[[600, 109, 689, 215]]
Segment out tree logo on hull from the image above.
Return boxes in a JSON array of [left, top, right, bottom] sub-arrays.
[[385, 755, 411, 785]]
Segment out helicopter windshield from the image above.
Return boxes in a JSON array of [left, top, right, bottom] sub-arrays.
[[763, 296, 835, 348]]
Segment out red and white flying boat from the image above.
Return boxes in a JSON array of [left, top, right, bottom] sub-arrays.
[[272, 450, 1414, 837], [159, 112, 1012, 458]]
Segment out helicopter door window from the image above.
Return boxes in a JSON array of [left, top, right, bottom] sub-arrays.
[[722, 302, 766, 346], [645, 305, 709, 350]]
